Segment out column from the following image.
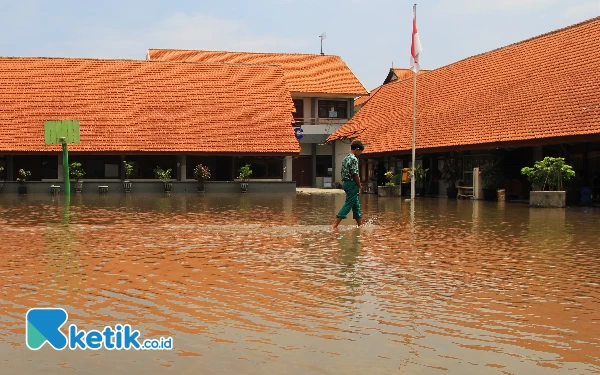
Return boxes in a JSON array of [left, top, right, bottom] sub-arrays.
[[120, 155, 126, 180], [177, 155, 186, 181], [311, 143, 317, 187], [331, 141, 336, 183], [533, 146, 543, 163], [283, 156, 293, 182], [334, 140, 350, 187], [6, 155, 14, 181]]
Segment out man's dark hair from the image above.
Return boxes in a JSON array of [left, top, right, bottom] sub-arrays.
[[351, 141, 365, 151]]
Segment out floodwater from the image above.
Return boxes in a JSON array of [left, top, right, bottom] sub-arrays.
[[0, 192, 599, 375]]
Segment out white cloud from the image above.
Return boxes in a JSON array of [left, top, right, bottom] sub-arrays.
[[436, 0, 561, 14]]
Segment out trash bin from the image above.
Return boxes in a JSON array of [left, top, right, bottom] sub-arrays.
[[402, 168, 411, 184], [497, 189, 506, 201]]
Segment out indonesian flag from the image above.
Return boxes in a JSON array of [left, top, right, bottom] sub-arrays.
[[410, 13, 422, 72]]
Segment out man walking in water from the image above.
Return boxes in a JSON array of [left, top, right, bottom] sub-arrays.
[[331, 141, 365, 229]]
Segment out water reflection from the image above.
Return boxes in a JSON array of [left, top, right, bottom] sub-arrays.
[[0, 193, 599, 374]]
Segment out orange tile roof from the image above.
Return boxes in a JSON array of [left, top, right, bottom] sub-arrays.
[[354, 85, 383, 108], [147, 49, 368, 97], [354, 68, 429, 109], [0, 57, 300, 154], [385, 68, 428, 83], [329, 17, 600, 155]]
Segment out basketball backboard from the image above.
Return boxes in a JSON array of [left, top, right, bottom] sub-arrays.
[[44, 120, 80, 144]]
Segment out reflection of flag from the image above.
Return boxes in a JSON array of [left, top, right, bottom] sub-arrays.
[[410, 13, 422, 72]]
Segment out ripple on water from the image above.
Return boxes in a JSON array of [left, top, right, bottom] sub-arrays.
[[0, 194, 599, 374]]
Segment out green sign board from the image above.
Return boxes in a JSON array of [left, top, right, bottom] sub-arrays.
[[44, 120, 80, 144]]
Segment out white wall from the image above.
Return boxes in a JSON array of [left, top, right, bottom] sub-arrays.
[[333, 140, 351, 186]]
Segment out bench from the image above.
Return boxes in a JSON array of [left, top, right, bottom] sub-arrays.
[[50, 185, 61, 195], [456, 185, 474, 199], [98, 185, 108, 194]]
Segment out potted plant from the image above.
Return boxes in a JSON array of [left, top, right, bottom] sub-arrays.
[[123, 160, 133, 193], [238, 164, 252, 193], [69, 162, 85, 193], [521, 156, 575, 208], [410, 165, 429, 196], [193, 164, 211, 193], [16, 168, 31, 194], [441, 158, 459, 198], [0, 166, 4, 192], [378, 171, 402, 197], [155, 167, 173, 192], [480, 160, 503, 201]]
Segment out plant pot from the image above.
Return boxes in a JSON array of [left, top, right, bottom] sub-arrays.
[[197, 181, 206, 193], [123, 181, 132, 193], [241, 182, 248, 193], [377, 185, 401, 197], [529, 191, 566, 208], [164, 182, 172, 192], [74, 180, 83, 193], [18, 185, 27, 195], [482, 188, 497, 201], [446, 187, 458, 199]]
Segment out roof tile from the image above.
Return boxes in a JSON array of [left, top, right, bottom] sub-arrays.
[[0, 58, 300, 154], [329, 17, 600, 154], [147, 49, 367, 96]]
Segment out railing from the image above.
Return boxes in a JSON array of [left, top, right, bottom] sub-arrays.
[[292, 117, 348, 127]]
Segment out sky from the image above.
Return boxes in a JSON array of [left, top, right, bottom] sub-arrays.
[[0, 0, 598, 91]]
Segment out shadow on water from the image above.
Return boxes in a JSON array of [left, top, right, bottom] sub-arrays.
[[0, 193, 599, 374]]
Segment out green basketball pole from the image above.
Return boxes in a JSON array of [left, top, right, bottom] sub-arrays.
[[62, 139, 70, 197]]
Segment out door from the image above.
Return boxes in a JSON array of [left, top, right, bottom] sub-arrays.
[[293, 156, 313, 187]]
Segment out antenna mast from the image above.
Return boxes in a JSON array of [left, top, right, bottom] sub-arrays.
[[319, 32, 327, 55]]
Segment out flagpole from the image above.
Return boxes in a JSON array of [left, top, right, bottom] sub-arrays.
[[411, 3, 417, 201]]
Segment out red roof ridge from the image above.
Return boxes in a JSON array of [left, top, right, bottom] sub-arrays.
[[0, 55, 286, 68], [147, 48, 347, 59]]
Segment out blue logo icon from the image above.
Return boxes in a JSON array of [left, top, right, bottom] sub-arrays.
[[26, 308, 69, 350], [26, 308, 173, 350], [294, 127, 303, 139]]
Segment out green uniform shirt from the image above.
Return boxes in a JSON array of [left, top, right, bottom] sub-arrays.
[[341, 153, 359, 181]]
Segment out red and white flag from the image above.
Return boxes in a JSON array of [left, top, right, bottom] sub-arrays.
[[410, 12, 422, 72]]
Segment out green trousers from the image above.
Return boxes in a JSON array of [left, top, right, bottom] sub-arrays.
[[336, 181, 362, 220]]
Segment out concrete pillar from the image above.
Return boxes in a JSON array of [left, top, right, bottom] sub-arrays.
[[283, 156, 293, 182], [533, 146, 543, 163], [177, 155, 186, 181], [331, 141, 336, 183], [6, 155, 14, 181], [311, 98, 317, 124], [333, 140, 351, 186], [120, 155, 126, 180], [311, 143, 317, 187], [231, 157, 236, 180]]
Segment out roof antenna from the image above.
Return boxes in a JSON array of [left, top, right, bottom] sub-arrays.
[[319, 32, 327, 55]]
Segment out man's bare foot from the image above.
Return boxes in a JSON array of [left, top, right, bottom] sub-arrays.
[[331, 218, 342, 229]]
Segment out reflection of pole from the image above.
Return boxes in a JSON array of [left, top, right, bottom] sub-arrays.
[[62, 140, 70, 197], [63, 194, 70, 226]]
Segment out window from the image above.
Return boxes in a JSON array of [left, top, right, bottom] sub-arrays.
[[318, 100, 347, 119], [236, 157, 283, 179], [316, 156, 332, 177], [292, 99, 304, 120]]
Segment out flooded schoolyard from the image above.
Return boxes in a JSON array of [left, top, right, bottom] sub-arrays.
[[0, 193, 599, 374]]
